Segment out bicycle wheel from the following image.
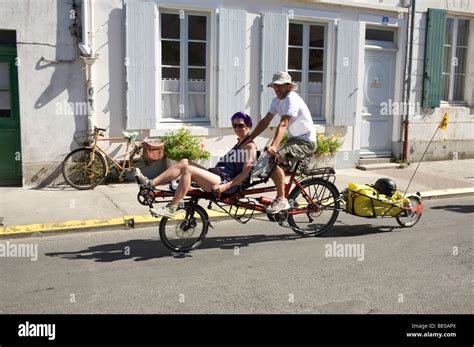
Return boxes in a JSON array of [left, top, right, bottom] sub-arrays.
[[287, 178, 340, 236], [129, 145, 152, 170], [396, 195, 423, 227], [62, 148, 107, 190], [159, 203, 209, 252]]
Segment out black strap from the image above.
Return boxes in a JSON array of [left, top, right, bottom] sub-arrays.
[[234, 135, 251, 150]]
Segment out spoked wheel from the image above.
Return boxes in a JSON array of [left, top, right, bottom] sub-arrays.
[[287, 178, 340, 236], [62, 148, 107, 190], [396, 195, 423, 227], [129, 145, 152, 170], [159, 203, 209, 252]]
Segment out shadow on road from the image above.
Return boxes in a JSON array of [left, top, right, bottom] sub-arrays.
[[44, 223, 403, 262], [324, 222, 401, 237], [430, 205, 474, 214], [44, 233, 300, 261]]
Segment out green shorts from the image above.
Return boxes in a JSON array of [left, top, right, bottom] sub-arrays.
[[278, 137, 315, 167]]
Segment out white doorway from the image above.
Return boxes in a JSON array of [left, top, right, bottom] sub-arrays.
[[360, 29, 397, 158]]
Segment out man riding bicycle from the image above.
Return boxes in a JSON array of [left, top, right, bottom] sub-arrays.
[[243, 71, 316, 214]]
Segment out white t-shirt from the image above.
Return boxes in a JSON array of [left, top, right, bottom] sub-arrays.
[[268, 91, 316, 142]]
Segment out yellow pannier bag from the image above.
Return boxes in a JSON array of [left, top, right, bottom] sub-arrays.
[[347, 182, 408, 217]]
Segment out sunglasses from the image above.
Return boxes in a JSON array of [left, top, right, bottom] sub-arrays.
[[232, 123, 247, 129]]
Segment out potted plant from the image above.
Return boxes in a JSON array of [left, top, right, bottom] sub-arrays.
[[278, 131, 343, 169], [312, 132, 344, 169], [160, 128, 210, 168]]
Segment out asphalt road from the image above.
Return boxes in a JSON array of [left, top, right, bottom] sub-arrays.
[[1, 197, 472, 314]]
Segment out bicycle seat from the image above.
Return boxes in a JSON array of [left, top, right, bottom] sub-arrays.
[[122, 131, 138, 141]]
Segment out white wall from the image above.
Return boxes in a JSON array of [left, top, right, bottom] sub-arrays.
[[0, 0, 87, 186], [406, 0, 474, 161], [1, 0, 473, 186]]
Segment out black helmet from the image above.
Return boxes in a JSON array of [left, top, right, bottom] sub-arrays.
[[374, 178, 397, 197]]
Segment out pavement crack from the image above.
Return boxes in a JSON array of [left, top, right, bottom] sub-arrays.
[[25, 287, 54, 294], [97, 189, 128, 216]]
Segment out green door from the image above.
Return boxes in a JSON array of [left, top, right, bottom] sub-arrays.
[[0, 46, 22, 185]]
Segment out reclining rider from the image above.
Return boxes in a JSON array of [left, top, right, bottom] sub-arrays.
[[134, 112, 257, 219]]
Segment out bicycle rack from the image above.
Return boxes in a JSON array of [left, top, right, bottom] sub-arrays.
[[299, 167, 336, 185]]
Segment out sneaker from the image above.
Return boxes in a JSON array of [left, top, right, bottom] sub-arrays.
[[134, 168, 154, 189], [265, 198, 290, 214], [150, 205, 177, 219]]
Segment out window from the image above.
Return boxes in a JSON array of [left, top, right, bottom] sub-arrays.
[[287, 22, 326, 119], [442, 18, 469, 102], [0, 30, 14, 118], [161, 11, 209, 121], [0, 62, 11, 118], [365, 28, 395, 42], [0, 30, 16, 46]]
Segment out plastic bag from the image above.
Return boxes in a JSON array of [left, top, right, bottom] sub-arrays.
[[251, 152, 271, 179]]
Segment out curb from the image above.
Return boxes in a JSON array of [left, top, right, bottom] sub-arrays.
[[0, 209, 255, 239], [417, 187, 474, 200], [1, 188, 473, 239]]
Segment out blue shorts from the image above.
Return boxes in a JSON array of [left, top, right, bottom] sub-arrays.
[[208, 167, 239, 194]]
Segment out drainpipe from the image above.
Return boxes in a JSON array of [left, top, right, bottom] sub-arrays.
[[79, 0, 97, 133], [403, 0, 416, 161]]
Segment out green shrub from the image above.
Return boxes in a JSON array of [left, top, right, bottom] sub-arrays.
[[315, 132, 343, 157], [279, 131, 343, 157], [160, 128, 210, 161], [278, 132, 289, 148]]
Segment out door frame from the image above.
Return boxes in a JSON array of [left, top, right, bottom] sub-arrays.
[[360, 43, 397, 158], [0, 45, 22, 185]]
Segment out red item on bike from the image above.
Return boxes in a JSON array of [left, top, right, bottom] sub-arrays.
[[143, 141, 164, 161], [258, 197, 273, 205]]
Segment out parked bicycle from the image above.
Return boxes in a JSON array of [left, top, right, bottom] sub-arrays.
[[62, 127, 150, 190]]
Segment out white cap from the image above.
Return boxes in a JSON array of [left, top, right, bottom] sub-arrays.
[[267, 71, 296, 87]]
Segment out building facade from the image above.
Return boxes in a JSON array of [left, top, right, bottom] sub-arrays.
[[0, 0, 472, 187]]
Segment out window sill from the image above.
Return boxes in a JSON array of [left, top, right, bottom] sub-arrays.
[[439, 101, 469, 108], [150, 122, 214, 137], [312, 118, 327, 125]]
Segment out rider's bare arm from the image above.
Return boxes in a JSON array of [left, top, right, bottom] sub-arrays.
[[243, 112, 275, 146], [270, 116, 290, 149], [226, 142, 257, 189]]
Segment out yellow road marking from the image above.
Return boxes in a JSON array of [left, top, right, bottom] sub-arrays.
[[0, 209, 247, 236]]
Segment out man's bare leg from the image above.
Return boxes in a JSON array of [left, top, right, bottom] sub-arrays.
[[271, 165, 286, 200]]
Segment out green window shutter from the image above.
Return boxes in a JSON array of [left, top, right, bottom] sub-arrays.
[[422, 8, 446, 108]]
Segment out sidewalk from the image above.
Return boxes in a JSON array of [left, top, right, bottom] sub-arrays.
[[1, 159, 473, 238]]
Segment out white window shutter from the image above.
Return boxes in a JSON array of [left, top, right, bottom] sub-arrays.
[[124, 0, 159, 130], [333, 20, 360, 126], [217, 8, 246, 128], [260, 13, 288, 123]]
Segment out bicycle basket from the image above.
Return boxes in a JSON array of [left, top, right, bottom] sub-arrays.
[[73, 131, 94, 146]]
